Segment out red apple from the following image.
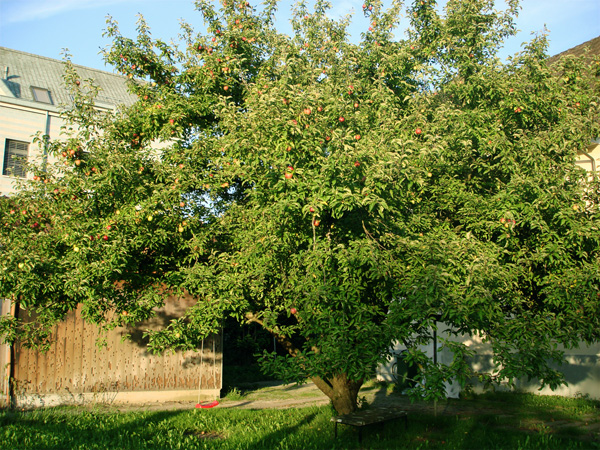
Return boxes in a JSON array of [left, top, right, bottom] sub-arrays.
[[415, 128, 422, 135], [309, 206, 315, 213], [290, 307, 297, 315], [313, 220, 320, 227], [285, 172, 293, 179], [303, 108, 311, 115], [102, 235, 109, 241], [339, 117, 345, 122], [354, 161, 360, 167]]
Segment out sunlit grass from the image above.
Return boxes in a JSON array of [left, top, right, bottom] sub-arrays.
[[1, 391, 598, 450]]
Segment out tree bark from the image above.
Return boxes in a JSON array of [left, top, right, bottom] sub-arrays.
[[245, 312, 363, 414], [312, 373, 363, 415]]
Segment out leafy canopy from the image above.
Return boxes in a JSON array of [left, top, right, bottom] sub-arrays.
[[1, 0, 599, 411]]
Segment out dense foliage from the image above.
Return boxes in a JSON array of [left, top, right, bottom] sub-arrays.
[[1, 0, 599, 413]]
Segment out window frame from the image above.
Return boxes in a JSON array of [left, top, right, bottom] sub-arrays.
[[2, 139, 29, 178], [30, 86, 53, 105]]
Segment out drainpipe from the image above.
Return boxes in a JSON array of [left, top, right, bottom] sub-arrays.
[[5, 298, 19, 409], [3, 304, 9, 407], [433, 321, 438, 416], [42, 111, 51, 170]]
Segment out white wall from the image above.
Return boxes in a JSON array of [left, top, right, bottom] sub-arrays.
[[378, 328, 600, 400], [0, 98, 62, 196]]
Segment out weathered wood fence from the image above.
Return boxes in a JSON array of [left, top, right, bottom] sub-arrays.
[[1, 294, 221, 408]]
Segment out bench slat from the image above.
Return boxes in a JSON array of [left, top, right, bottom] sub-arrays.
[[331, 407, 408, 443], [332, 407, 407, 427]]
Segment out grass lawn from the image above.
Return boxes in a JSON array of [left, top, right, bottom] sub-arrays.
[[1, 389, 599, 449]]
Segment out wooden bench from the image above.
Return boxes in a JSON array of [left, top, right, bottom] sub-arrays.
[[331, 406, 408, 443]]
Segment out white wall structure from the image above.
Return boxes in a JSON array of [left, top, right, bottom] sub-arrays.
[[0, 46, 136, 196], [380, 333, 600, 400]]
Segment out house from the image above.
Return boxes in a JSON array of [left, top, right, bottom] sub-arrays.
[[0, 47, 137, 195], [379, 36, 600, 400], [551, 36, 600, 173], [0, 47, 222, 408]]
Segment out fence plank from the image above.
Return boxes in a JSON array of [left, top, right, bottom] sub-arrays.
[[11, 293, 222, 404]]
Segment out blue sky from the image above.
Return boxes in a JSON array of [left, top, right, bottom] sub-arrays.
[[1, 0, 599, 72]]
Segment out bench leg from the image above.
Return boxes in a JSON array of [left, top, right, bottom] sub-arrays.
[[334, 422, 338, 439]]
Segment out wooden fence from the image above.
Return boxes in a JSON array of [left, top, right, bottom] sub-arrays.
[[1, 294, 221, 408]]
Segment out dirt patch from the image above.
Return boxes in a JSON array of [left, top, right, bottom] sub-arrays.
[[184, 430, 225, 440]]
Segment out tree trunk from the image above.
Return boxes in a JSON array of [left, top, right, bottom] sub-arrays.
[[312, 373, 363, 415]]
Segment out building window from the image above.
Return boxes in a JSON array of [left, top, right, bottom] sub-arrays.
[[3, 139, 28, 178], [31, 86, 53, 105]]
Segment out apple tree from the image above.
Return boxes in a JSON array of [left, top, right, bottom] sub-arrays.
[[1, 0, 600, 414]]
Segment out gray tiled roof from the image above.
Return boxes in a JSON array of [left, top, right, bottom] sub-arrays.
[[549, 35, 600, 63], [0, 47, 136, 108]]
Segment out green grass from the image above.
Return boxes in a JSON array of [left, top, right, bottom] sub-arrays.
[[1, 391, 598, 450]]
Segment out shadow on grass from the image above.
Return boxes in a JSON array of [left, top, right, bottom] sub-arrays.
[[1, 407, 191, 450], [249, 411, 320, 449]]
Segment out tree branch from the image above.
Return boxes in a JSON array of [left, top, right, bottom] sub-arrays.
[[245, 312, 299, 356]]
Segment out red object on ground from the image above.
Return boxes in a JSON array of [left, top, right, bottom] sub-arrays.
[[195, 400, 219, 409]]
